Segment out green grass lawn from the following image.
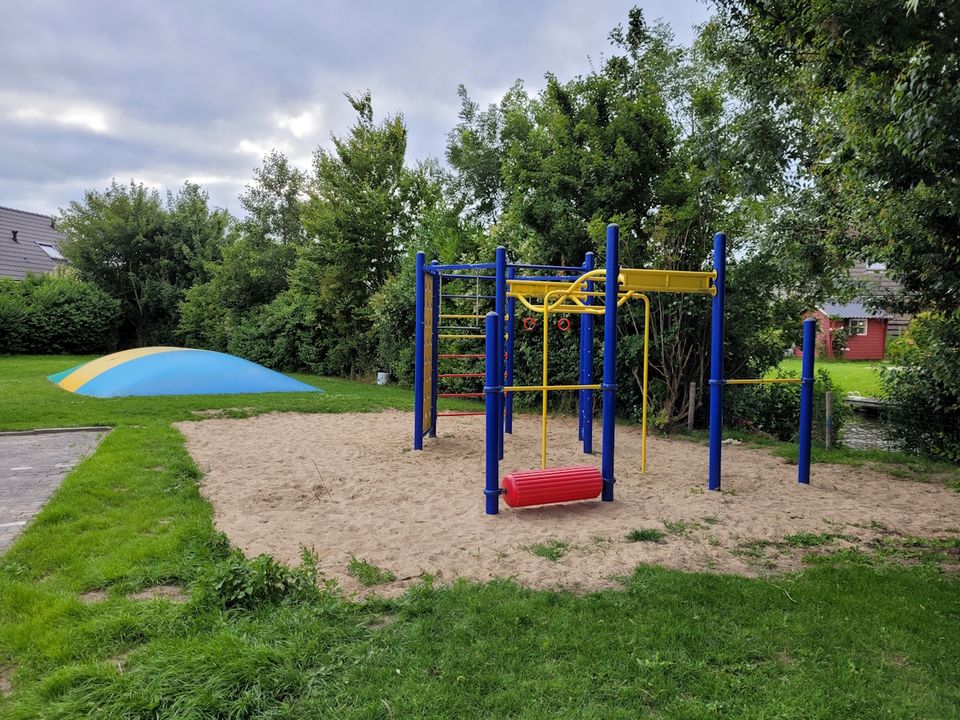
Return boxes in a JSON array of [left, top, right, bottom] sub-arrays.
[[770, 357, 888, 396], [1, 355, 959, 718]]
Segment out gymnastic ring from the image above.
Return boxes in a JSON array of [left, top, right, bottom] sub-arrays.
[[523, 316, 537, 332], [557, 317, 571, 332]]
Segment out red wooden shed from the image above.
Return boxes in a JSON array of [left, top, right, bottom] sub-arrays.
[[797, 301, 892, 360]]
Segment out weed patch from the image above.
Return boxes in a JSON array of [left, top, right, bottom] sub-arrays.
[[522, 539, 570, 562], [626, 528, 666, 543], [347, 557, 396, 586]]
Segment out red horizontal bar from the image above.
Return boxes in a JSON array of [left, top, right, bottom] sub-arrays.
[[439, 354, 485, 359], [439, 373, 485, 378], [437, 412, 486, 417], [439, 392, 484, 398]]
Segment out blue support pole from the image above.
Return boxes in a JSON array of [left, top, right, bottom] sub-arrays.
[[708, 233, 727, 491], [798, 317, 817, 484], [413, 252, 425, 450], [484, 311, 501, 514], [495, 247, 507, 459], [601, 226, 618, 501], [580, 251, 595, 453], [505, 265, 516, 434]]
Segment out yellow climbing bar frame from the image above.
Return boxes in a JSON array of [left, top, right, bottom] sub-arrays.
[[501, 264, 716, 472]]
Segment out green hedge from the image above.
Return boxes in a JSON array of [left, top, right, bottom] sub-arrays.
[[0, 274, 121, 354], [882, 312, 960, 462]]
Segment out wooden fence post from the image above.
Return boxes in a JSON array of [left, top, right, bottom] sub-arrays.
[[825, 391, 834, 451]]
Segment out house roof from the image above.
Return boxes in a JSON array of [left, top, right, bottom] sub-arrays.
[[819, 300, 893, 319], [0, 206, 68, 280]]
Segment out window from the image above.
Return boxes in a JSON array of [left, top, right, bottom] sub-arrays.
[[846, 318, 867, 336], [36, 242, 65, 261]]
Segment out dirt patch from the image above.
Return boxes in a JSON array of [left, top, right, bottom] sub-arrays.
[[129, 584, 187, 602], [176, 410, 960, 594], [79, 590, 108, 603], [191, 408, 255, 419], [0, 664, 12, 695], [109, 650, 132, 674]]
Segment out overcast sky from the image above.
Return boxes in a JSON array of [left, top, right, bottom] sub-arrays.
[[2, 1, 711, 217]]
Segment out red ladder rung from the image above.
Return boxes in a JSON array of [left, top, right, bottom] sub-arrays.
[[439, 373, 485, 378], [439, 354, 485, 359], [439, 392, 484, 398], [437, 412, 486, 417]]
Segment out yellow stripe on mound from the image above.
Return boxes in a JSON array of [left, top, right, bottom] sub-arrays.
[[59, 346, 184, 392]]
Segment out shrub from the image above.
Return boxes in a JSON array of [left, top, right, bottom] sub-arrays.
[[0, 274, 121, 354], [196, 548, 322, 610], [881, 312, 960, 462], [725, 368, 849, 444]]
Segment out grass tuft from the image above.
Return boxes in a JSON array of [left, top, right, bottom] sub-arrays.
[[784, 532, 839, 548], [522, 539, 570, 562], [347, 557, 396, 586], [626, 528, 666, 543]]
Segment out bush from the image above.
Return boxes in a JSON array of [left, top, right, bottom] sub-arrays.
[[725, 368, 849, 444], [196, 548, 323, 610], [0, 274, 121, 354], [881, 312, 960, 462]]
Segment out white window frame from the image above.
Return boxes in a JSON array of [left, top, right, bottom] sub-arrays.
[[846, 318, 868, 336], [36, 242, 65, 261]]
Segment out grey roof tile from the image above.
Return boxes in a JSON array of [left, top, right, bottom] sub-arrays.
[[0, 206, 68, 280], [819, 300, 893, 319]]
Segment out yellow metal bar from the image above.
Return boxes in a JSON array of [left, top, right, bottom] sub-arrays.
[[638, 293, 650, 473], [725, 378, 802, 385], [619, 267, 717, 295], [504, 384, 602, 393], [541, 287, 550, 469], [438, 334, 485, 340], [439, 314, 485, 320]]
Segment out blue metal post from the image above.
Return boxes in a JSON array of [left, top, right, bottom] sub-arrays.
[[708, 233, 727, 491], [505, 265, 516, 434], [798, 317, 816, 484], [413, 251, 425, 449], [581, 251, 595, 454], [495, 247, 507, 458], [484, 311, 501, 514], [601, 226, 618, 501]]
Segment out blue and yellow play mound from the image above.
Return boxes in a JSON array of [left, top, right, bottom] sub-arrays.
[[48, 347, 322, 398]]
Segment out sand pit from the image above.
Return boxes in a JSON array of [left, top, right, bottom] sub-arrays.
[[176, 410, 960, 594]]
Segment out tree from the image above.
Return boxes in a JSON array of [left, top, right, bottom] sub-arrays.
[[445, 10, 842, 424], [178, 152, 308, 353], [298, 91, 418, 375], [239, 150, 307, 246], [59, 181, 229, 346], [707, 0, 960, 316]]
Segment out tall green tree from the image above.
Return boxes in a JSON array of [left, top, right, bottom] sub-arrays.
[[179, 151, 307, 354], [446, 9, 841, 424], [707, 0, 960, 316], [239, 149, 307, 246], [60, 181, 228, 346], [298, 91, 418, 375]]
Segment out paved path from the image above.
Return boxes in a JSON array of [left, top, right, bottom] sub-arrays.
[[0, 429, 107, 553]]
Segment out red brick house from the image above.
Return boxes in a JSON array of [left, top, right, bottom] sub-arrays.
[[798, 302, 892, 360]]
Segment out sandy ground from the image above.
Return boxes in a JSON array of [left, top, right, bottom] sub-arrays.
[[176, 410, 960, 594]]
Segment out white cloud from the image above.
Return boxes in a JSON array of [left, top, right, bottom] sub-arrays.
[[275, 108, 318, 139], [8, 95, 112, 134], [234, 138, 291, 157]]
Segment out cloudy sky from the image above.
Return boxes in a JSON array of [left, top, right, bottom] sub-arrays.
[[2, 1, 711, 217]]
